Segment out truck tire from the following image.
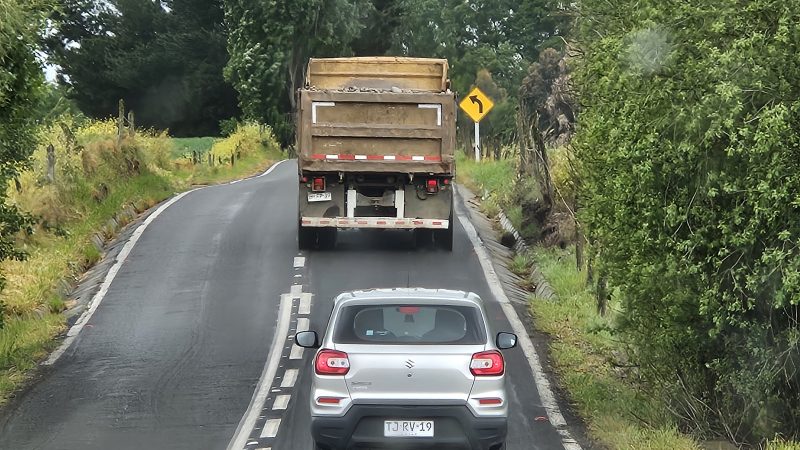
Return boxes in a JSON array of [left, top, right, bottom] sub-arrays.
[[318, 227, 337, 250], [298, 224, 316, 250], [414, 229, 433, 249], [434, 212, 454, 251]]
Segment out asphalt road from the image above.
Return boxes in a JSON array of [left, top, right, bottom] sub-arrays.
[[0, 160, 572, 450]]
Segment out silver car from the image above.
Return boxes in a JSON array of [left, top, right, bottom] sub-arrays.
[[295, 288, 517, 450]]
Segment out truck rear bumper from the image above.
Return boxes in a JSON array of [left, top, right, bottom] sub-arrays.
[[301, 216, 449, 230]]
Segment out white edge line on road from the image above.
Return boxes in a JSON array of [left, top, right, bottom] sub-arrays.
[[44, 188, 199, 365], [43, 160, 288, 367], [253, 159, 288, 179], [455, 190, 583, 450], [227, 294, 293, 450]]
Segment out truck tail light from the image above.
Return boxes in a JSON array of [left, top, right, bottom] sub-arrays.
[[312, 177, 326, 192], [470, 350, 504, 376], [426, 178, 439, 193], [315, 349, 350, 375]]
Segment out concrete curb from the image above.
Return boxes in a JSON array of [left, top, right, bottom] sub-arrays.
[[495, 211, 557, 301]]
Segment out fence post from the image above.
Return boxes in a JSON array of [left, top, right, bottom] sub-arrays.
[[117, 99, 125, 147], [127, 110, 135, 137], [208, 153, 213, 166], [230, 154, 235, 166], [46, 144, 56, 184]]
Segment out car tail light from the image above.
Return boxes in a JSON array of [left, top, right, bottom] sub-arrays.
[[312, 177, 326, 192], [470, 350, 504, 376], [426, 178, 439, 193], [477, 398, 503, 405], [315, 349, 350, 375]]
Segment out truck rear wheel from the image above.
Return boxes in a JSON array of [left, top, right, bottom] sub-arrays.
[[434, 211, 454, 251], [298, 224, 316, 250], [414, 229, 433, 249], [318, 227, 337, 250]]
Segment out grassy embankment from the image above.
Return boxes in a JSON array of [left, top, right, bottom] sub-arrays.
[[458, 153, 800, 450], [457, 153, 700, 450], [0, 120, 282, 402]]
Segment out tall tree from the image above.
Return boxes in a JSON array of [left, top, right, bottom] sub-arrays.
[[352, 0, 402, 56], [47, 0, 239, 136], [0, 0, 45, 293], [224, 0, 371, 144]]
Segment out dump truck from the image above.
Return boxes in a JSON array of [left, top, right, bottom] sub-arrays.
[[296, 57, 456, 250]]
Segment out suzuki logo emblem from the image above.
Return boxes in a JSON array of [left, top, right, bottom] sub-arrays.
[[405, 359, 415, 369]]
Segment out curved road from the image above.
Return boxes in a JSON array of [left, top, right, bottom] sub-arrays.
[[0, 161, 576, 450]]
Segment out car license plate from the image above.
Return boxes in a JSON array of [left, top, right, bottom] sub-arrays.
[[307, 192, 332, 202], [384, 420, 434, 437]]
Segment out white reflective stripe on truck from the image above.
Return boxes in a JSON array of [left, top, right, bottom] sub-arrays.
[[418, 104, 442, 126], [301, 217, 448, 229], [311, 102, 336, 124], [395, 190, 405, 218], [309, 154, 442, 161]]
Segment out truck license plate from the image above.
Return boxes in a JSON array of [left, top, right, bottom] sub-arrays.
[[384, 420, 434, 437], [307, 192, 332, 202]]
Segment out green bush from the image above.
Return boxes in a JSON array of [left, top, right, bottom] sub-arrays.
[[574, 1, 800, 443]]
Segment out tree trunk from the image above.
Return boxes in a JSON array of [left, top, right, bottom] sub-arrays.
[[596, 274, 609, 316]]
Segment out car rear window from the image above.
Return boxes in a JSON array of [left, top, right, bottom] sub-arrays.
[[334, 304, 486, 345]]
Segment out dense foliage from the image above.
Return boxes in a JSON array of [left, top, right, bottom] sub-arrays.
[[224, 0, 570, 146], [574, 0, 800, 442], [0, 0, 45, 294], [224, 0, 371, 144], [47, 0, 239, 136]]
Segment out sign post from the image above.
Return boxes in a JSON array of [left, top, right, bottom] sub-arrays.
[[459, 87, 495, 162], [474, 122, 480, 161]]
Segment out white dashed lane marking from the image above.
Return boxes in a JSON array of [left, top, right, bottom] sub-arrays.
[[281, 369, 298, 388], [232, 253, 312, 449], [290, 284, 302, 299], [272, 395, 290, 410], [260, 419, 282, 439], [298, 293, 312, 315], [296, 318, 309, 332], [289, 345, 304, 360]]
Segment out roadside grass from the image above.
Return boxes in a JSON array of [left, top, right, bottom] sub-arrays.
[[0, 121, 282, 403], [170, 136, 216, 158], [456, 153, 522, 229], [530, 247, 700, 450], [768, 441, 800, 450], [458, 152, 701, 449]]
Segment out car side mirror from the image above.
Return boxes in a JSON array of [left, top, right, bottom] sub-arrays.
[[295, 331, 320, 349], [496, 332, 517, 350]]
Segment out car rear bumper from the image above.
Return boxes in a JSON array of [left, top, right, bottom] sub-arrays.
[[311, 404, 506, 450]]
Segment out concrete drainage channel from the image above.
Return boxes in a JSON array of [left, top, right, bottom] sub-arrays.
[[455, 184, 587, 450]]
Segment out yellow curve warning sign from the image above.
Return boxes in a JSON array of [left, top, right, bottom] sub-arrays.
[[459, 87, 495, 123]]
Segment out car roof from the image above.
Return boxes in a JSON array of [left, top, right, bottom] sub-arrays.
[[333, 288, 483, 307]]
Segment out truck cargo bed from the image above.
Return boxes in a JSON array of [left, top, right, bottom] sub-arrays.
[[297, 90, 456, 174]]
